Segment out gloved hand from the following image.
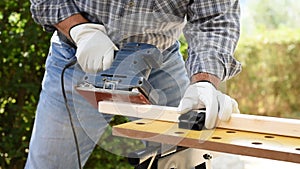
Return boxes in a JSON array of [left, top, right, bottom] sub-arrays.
[[70, 23, 118, 73], [178, 82, 240, 129]]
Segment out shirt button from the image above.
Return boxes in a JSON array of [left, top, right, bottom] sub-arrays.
[[128, 0, 135, 7]]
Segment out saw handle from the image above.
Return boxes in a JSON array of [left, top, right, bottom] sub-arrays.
[[178, 109, 206, 131]]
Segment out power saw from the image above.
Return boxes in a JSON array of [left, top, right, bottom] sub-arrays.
[[75, 42, 206, 131], [75, 42, 162, 107]]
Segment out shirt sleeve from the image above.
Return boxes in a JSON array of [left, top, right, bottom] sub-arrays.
[[30, 0, 80, 32], [183, 0, 242, 81]]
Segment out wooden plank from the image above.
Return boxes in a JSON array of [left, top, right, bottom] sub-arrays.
[[218, 114, 300, 138], [99, 101, 300, 138], [112, 119, 300, 164], [98, 101, 182, 122]]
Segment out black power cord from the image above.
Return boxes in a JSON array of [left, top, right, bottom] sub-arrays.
[[61, 59, 82, 169]]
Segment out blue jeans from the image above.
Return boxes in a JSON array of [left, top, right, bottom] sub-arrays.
[[25, 32, 189, 169]]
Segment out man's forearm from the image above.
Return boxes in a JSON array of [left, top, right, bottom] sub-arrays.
[[54, 13, 88, 40]]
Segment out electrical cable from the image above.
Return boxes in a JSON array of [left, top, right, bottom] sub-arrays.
[[61, 59, 82, 169]]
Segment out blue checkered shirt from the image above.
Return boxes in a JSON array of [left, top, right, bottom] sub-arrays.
[[30, 0, 242, 81]]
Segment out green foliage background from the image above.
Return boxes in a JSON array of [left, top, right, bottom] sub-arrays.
[[1, 0, 300, 168], [228, 29, 300, 118], [0, 1, 49, 168]]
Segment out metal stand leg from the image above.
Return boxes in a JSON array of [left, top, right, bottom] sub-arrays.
[[134, 158, 158, 169], [157, 148, 213, 169], [195, 162, 206, 169], [129, 146, 214, 169]]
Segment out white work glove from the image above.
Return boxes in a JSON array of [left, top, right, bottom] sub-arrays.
[[178, 82, 240, 129], [70, 23, 118, 73]]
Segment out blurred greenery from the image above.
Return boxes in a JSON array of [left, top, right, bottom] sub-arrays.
[[1, 0, 300, 168], [240, 0, 300, 35], [0, 0, 50, 168], [228, 28, 300, 118]]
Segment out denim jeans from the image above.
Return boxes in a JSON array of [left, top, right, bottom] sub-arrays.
[[25, 32, 189, 169]]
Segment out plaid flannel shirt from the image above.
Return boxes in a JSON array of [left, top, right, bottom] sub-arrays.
[[30, 0, 242, 81]]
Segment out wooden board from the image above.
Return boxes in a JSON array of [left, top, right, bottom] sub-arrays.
[[112, 119, 300, 164], [99, 101, 300, 138]]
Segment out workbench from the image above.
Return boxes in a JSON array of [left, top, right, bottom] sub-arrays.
[[99, 101, 300, 168]]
